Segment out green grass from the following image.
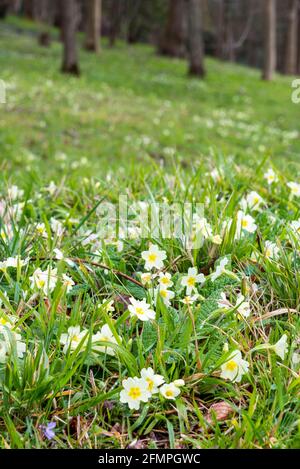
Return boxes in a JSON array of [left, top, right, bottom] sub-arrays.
[[0, 16, 299, 449]]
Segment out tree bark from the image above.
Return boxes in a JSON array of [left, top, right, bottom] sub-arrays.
[[108, 0, 122, 47], [262, 0, 276, 81], [284, 0, 298, 75], [37, 0, 54, 47], [185, 0, 206, 77], [23, 0, 35, 19], [158, 0, 187, 58], [85, 0, 101, 53], [61, 0, 80, 76], [215, 0, 225, 59]]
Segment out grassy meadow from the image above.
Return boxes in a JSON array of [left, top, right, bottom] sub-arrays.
[[0, 17, 299, 449]]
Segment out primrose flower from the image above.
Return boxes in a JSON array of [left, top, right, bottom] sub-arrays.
[[159, 380, 184, 400], [45, 181, 57, 195], [50, 218, 64, 237], [0, 331, 26, 363], [217, 292, 231, 309], [0, 314, 18, 332], [236, 211, 257, 236], [36, 222, 48, 238], [272, 334, 288, 360], [60, 326, 88, 353], [287, 181, 300, 197], [158, 272, 173, 289], [140, 367, 165, 394], [181, 294, 199, 305], [154, 287, 174, 307], [264, 168, 278, 185], [100, 299, 115, 313], [128, 297, 156, 321], [53, 248, 75, 267], [140, 272, 153, 285], [30, 267, 58, 295], [7, 185, 24, 200], [193, 216, 213, 239], [220, 350, 249, 383], [0, 340, 7, 363], [181, 267, 205, 295], [0, 256, 28, 270], [211, 258, 229, 282], [62, 274, 75, 293], [141, 244, 166, 270], [264, 241, 279, 260], [290, 220, 300, 235], [241, 191, 264, 212], [92, 324, 119, 356], [212, 234, 222, 245], [120, 377, 151, 410], [235, 294, 251, 318], [210, 168, 222, 182]]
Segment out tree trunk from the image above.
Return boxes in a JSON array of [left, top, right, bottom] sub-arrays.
[[23, 0, 35, 19], [37, 0, 53, 47], [85, 0, 101, 53], [262, 0, 276, 81], [158, 0, 187, 58], [185, 0, 206, 77], [108, 0, 122, 47], [284, 0, 298, 75], [215, 0, 225, 59], [61, 0, 80, 76]]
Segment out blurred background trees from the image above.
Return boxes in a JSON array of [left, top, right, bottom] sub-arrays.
[[0, 0, 299, 80]]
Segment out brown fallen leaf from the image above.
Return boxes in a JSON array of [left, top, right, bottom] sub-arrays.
[[205, 401, 234, 424]]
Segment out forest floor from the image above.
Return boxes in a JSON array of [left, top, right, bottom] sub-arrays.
[[0, 16, 299, 449]]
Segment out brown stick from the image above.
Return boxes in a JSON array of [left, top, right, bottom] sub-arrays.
[[30, 257, 144, 288]]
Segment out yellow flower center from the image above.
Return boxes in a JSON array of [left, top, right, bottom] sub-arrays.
[[226, 360, 238, 372], [160, 290, 167, 298], [161, 277, 169, 284], [72, 335, 80, 342], [241, 219, 248, 228], [37, 279, 45, 287], [136, 307, 145, 316], [187, 277, 196, 287], [128, 387, 142, 400], [165, 389, 174, 397], [148, 253, 157, 262], [146, 378, 154, 391], [0, 318, 8, 325]]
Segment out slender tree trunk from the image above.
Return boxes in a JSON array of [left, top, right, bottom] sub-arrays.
[[37, 0, 53, 47], [262, 0, 276, 81], [61, 0, 80, 76], [215, 0, 225, 59], [108, 0, 122, 47], [284, 0, 298, 75], [158, 0, 187, 58], [23, 0, 35, 19], [85, 0, 101, 53], [0, 0, 8, 19], [185, 0, 205, 77], [226, 20, 236, 62]]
